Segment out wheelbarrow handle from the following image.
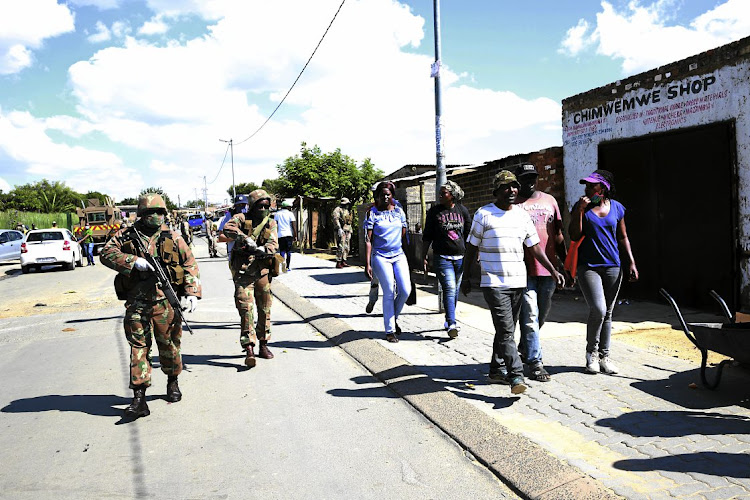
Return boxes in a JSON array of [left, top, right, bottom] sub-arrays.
[[659, 288, 701, 350], [709, 289, 735, 323]]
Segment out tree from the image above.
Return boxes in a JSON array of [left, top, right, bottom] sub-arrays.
[[184, 199, 203, 209], [227, 182, 259, 199], [82, 191, 110, 206], [261, 178, 286, 198], [139, 187, 177, 211], [275, 142, 383, 204], [118, 197, 139, 206], [3, 179, 83, 213]]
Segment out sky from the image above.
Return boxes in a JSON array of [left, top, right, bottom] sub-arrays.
[[1, 0, 749, 205]]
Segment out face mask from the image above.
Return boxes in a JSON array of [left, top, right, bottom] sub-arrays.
[[239, 205, 249, 214], [144, 214, 165, 228], [254, 208, 270, 220]]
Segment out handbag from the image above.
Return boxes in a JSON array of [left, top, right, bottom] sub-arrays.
[[564, 237, 584, 278]]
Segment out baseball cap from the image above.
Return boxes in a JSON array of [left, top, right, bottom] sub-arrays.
[[516, 164, 538, 178], [493, 170, 520, 190], [340, 197, 350, 204]]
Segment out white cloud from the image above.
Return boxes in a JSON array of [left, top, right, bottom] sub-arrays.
[[2, 0, 562, 203], [87, 21, 111, 43], [68, 0, 123, 9], [0, 177, 11, 193], [138, 15, 169, 36], [560, 0, 750, 75], [0, 0, 75, 74]]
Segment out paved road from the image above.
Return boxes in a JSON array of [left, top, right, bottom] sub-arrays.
[[275, 251, 750, 500], [0, 239, 518, 500]]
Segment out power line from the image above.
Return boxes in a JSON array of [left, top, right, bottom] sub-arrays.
[[234, 0, 347, 146], [208, 141, 231, 184]]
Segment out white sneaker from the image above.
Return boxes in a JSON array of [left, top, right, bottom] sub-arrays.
[[585, 352, 600, 374], [599, 356, 619, 374]]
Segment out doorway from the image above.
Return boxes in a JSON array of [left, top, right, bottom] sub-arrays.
[[598, 121, 738, 309]]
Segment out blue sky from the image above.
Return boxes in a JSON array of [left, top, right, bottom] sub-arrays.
[[0, 0, 748, 205]]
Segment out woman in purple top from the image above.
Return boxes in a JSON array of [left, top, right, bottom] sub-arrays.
[[365, 182, 411, 343], [569, 170, 638, 375]]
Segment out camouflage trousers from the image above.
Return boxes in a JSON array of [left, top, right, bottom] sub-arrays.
[[124, 298, 182, 388], [232, 270, 272, 348], [336, 230, 351, 262], [207, 235, 217, 257]]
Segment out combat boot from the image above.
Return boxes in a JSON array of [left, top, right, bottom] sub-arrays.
[[244, 345, 256, 368], [258, 340, 274, 359], [167, 375, 182, 402], [124, 386, 150, 419]]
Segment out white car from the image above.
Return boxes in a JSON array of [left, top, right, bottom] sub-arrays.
[[20, 228, 83, 273], [0, 229, 25, 262]]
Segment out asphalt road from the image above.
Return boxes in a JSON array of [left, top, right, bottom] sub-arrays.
[[0, 238, 519, 500]]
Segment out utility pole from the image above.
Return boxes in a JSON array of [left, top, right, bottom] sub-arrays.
[[202, 176, 208, 212], [219, 138, 236, 200], [178, 194, 181, 209], [432, 0, 446, 200], [432, 0, 446, 313]]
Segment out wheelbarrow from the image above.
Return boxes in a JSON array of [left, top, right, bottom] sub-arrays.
[[659, 288, 750, 389]]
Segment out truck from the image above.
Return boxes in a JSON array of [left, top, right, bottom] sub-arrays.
[[74, 197, 123, 255]]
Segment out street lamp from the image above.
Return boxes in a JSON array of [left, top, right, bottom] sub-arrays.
[[219, 138, 236, 200]]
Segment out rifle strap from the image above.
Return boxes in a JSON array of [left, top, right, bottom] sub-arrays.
[[251, 215, 271, 241]]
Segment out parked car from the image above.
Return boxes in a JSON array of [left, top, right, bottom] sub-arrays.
[[0, 229, 25, 262], [187, 213, 205, 234], [20, 229, 83, 273]]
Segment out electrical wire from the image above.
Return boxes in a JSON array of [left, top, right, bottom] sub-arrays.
[[208, 141, 231, 184], [235, 0, 347, 146]]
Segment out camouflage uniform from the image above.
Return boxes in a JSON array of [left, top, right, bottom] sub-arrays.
[[180, 218, 193, 247], [222, 190, 278, 361], [332, 200, 353, 266], [100, 207, 201, 390]]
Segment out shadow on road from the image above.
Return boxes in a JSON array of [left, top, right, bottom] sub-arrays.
[[597, 410, 750, 437], [613, 451, 750, 478], [1, 394, 131, 418]]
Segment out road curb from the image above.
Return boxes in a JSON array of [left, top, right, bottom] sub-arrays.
[[272, 281, 621, 500]]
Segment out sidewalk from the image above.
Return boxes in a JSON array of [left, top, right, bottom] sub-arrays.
[[274, 252, 750, 500]]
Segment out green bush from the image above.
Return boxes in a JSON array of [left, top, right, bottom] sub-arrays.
[[0, 210, 77, 231]]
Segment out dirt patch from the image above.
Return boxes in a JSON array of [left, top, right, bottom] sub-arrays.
[[0, 291, 118, 319], [616, 326, 731, 366]]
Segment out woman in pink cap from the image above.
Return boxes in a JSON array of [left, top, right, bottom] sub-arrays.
[[569, 169, 638, 375]]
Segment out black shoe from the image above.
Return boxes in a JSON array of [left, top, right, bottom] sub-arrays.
[[167, 376, 182, 402], [124, 386, 150, 419]]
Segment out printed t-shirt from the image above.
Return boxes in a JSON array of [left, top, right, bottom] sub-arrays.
[[466, 204, 540, 289], [517, 192, 562, 277], [422, 203, 471, 257], [364, 206, 407, 258], [274, 209, 296, 238], [578, 199, 625, 268]]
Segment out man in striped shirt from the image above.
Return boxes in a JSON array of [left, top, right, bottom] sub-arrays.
[[462, 170, 564, 394]]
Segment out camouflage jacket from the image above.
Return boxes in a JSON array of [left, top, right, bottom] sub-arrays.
[[332, 206, 352, 231], [100, 221, 202, 302], [223, 213, 278, 277]]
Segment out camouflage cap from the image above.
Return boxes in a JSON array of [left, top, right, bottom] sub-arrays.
[[247, 189, 271, 207], [492, 170, 520, 191], [137, 193, 167, 215]]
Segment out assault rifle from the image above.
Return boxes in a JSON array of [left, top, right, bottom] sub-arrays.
[[131, 227, 194, 335]]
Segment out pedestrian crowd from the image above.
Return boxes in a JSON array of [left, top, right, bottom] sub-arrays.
[[362, 166, 637, 395]]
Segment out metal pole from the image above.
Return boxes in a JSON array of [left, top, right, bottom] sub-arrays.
[[433, 0, 445, 313], [220, 138, 236, 200], [203, 176, 208, 212], [433, 0, 446, 200]]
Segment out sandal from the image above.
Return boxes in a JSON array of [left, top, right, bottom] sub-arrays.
[[529, 365, 551, 382], [385, 333, 399, 343]]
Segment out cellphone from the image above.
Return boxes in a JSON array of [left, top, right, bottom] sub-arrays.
[[590, 193, 603, 205]]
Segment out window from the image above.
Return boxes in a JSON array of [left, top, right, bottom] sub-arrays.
[[0, 233, 7, 244], [26, 231, 64, 242], [10, 231, 23, 241], [87, 212, 107, 223]]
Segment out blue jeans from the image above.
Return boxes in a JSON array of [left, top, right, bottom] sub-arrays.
[[85, 243, 95, 265], [519, 276, 556, 366], [577, 266, 623, 357], [371, 252, 411, 334], [278, 236, 294, 269], [482, 287, 524, 378], [435, 255, 464, 325]]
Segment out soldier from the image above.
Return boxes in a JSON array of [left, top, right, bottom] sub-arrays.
[[332, 197, 352, 269], [204, 216, 218, 258], [223, 189, 278, 368], [100, 193, 201, 420], [180, 216, 193, 249]]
